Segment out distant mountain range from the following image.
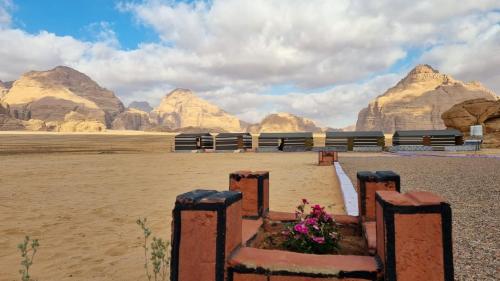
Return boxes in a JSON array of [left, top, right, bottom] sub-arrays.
[[0, 66, 323, 132], [1, 65, 498, 134]]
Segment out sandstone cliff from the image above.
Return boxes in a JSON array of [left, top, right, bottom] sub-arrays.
[[248, 112, 322, 133], [442, 98, 500, 147], [2, 66, 124, 130], [0, 102, 25, 130], [356, 65, 497, 133], [112, 108, 153, 131], [442, 98, 500, 133], [151, 89, 243, 132]]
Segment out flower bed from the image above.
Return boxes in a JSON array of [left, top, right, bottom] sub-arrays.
[[248, 200, 367, 256]]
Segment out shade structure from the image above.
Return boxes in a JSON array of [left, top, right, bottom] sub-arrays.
[[392, 129, 463, 146], [215, 133, 252, 150], [174, 133, 214, 151], [258, 132, 313, 151], [325, 131, 385, 151]]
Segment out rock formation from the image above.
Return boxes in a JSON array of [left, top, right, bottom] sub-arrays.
[[356, 64, 497, 133], [2, 66, 124, 130], [112, 108, 153, 131], [247, 112, 322, 133], [442, 98, 500, 147], [151, 89, 243, 132], [129, 101, 153, 113], [0, 102, 25, 130], [0, 80, 12, 99], [442, 98, 500, 133]]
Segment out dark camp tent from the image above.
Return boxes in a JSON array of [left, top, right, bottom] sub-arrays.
[[174, 133, 214, 151], [392, 129, 463, 147], [325, 131, 385, 151], [258, 132, 314, 151], [215, 133, 252, 150]]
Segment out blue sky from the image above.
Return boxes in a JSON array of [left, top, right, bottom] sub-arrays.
[[0, 0, 499, 127], [10, 0, 155, 49]]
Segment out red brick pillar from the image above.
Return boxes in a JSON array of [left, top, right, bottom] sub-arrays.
[[318, 151, 338, 166], [375, 191, 453, 281], [229, 171, 269, 219], [356, 171, 400, 222], [170, 189, 243, 281]]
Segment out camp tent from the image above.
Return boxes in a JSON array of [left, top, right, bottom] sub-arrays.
[[174, 133, 214, 151], [258, 132, 314, 151], [325, 131, 385, 151], [215, 133, 252, 150], [392, 129, 463, 147]]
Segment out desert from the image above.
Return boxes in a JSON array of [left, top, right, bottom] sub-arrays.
[[0, 132, 344, 281]]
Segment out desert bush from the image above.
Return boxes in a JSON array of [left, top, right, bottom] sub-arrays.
[[137, 218, 170, 281], [18, 236, 39, 281], [282, 199, 341, 254]]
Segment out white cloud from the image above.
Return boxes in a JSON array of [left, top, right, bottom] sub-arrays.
[[421, 12, 500, 94], [0, 0, 13, 27], [0, 0, 499, 127]]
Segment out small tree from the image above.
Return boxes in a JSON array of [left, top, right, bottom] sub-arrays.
[[18, 236, 39, 281]]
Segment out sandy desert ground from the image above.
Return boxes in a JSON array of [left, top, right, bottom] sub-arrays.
[[0, 133, 343, 281]]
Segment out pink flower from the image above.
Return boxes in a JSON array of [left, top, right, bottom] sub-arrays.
[[323, 213, 333, 222], [305, 218, 318, 226], [293, 223, 308, 234], [312, 236, 325, 244]]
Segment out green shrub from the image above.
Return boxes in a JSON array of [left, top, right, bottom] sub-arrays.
[[18, 236, 39, 281], [137, 218, 170, 281]]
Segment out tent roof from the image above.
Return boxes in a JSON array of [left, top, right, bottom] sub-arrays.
[[326, 131, 384, 138], [393, 129, 463, 137], [175, 133, 212, 137], [259, 132, 313, 138], [216, 133, 252, 137]]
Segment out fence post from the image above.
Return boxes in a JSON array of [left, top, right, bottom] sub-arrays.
[[229, 171, 269, 219], [375, 191, 453, 281], [170, 189, 243, 281]]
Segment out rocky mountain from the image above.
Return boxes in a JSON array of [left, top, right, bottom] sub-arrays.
[[0, 80, 12, 99], [442, 98, 500, 147], [356, 64, 497, 133], [129, 101, 153, 113], [112, 108, 154, 131], [2, 66, 124, 131], [247, 112, 322, 133], [0, 102, 25, 130], [150, 88, 243, 132]]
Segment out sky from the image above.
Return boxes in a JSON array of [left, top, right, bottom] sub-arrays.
[[0, 0, 499, 128]]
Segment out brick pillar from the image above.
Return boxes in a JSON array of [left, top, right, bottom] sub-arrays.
[[318, 151, 338, 166], [375, 191, 453, 281], [356, 171, 400, 222], [170, 189, 243, 281], [229, 171, 269, 219]]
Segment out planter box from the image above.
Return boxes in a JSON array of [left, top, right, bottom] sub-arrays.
[[170, 168, 454, 281]]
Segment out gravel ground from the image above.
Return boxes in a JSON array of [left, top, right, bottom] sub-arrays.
[[340, 155, 500, 281]]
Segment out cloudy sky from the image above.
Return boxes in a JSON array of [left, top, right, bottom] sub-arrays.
[[0, 0, 499, 127]]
